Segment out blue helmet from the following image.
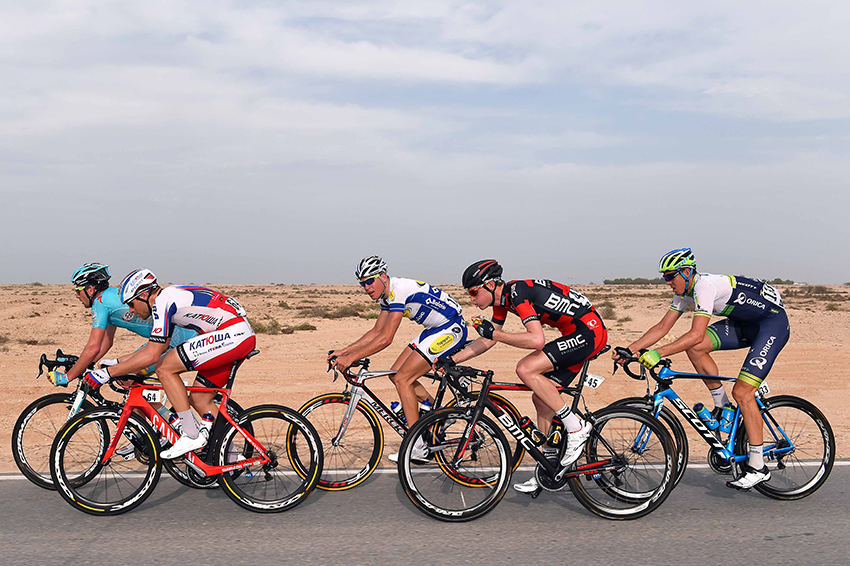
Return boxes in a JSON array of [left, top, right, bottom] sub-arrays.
[[71, 263, 110, 289]]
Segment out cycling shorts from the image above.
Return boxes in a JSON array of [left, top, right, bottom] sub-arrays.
[[409, 318, 469, 364], [541, 313, 608, 387], [176, 318, 256, 387], [706, 309, 790, 387]]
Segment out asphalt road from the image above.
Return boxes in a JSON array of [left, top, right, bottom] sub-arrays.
[[2, 463, 848, 566]]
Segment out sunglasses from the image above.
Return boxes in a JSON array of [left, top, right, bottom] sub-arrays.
[[662, 270, 682, 282], [74, 286, 85, 293], [467, 285, 483, 297], [359, 277, 378, 288]]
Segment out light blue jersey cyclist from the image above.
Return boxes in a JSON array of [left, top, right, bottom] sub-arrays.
[[49, 264, 195, 386]]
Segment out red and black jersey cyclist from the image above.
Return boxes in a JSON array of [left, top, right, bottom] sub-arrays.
[[449, 260, 608, 493]]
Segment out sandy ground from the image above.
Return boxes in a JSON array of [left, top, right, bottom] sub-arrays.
[[2, 282, 848, 472]]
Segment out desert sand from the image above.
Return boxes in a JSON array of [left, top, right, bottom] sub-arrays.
[[1, 281, 848, 473]]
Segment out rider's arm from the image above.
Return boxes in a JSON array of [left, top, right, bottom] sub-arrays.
[[451, 320, 504, 363], [625, 309, 682, 355], [491, 319, 546, 350], [95, 326, 117, 360], [106, 341, 168, 378], [66, 327, 108, 380], [336, 310, 403, 367], [654, 313, 711, 358]]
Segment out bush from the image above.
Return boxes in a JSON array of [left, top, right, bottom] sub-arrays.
[[769, 278, 794, 285], [826, 303, 841, 312], [603, 278, 665, 285], [248, 317, 281, 334], [297, 305, 364, 319], [617, 316, 633, 323], [31, 282, 44, 287], [0, 334, 8, 344], [278, 300, 291, 309], [289, 323, 317, 331]]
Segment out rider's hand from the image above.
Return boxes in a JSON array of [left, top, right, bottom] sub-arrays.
[[612, 346, 633, 366], [48, 371, 69, 387], [83, 367, 111, 390], [639, 349, 661, 369], [434, 357, 455, 372], [99, 358, 119, 368], [472, 317, 495, 340], [333, 354, 353, 373]]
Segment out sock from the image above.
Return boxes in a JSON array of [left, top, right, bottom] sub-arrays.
[[178, 410, 199, 439], [710, 386, 730, 409], [749, 444, 764, 469], [555, 404, 582, 432]]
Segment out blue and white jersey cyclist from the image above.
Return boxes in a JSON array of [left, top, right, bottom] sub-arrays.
[[612, 248, 790, 490], [48, 263, 195, 387], [329, 255, 468, 462]]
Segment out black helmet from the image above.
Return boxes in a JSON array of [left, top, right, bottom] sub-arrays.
[[462, 260, 503, 288]]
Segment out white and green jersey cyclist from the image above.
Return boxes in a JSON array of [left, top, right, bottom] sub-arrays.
[[670, 273, 788, 387]]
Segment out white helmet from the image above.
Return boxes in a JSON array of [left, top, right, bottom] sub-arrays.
[[119, 269, 159, 304], [355, 255, 387, 280]]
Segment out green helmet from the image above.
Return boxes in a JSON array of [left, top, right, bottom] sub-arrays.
[[658, 248, 696, 273]]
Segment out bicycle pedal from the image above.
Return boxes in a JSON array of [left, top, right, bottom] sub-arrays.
[[530, 487, 543, 499]]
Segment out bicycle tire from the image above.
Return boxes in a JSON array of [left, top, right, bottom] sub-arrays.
[[398, 408, 511, 522], [446, 392, 525, 473], [216, 404, 323, 512], [12, 392, 98, 490], [608, 396, 689, 488], [568, 406, 676, 520], [295, 393, 383, 491], [733, 395, 835, 500], [50, 407, 161, 515], [163, 398, 246, 490]]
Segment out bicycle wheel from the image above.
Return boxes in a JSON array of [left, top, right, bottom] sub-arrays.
[[163, 398, 246, 489], [568, 406, 675, 520], [216, 404, 323, 512], [608, 396, 689, 487], [446, 392, 525, 473], [50, 407, 161, 515], [733, 395, 835, 500], [12, 393, 98, 490], [296, 393, 383, 491], [398, 408, 511, 522]]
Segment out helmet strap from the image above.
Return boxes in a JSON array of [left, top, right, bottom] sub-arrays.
[[682, 268, 695, 295]]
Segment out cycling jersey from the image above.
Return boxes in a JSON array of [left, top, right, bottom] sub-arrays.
[[669, 274, 785, 323], [91, 287, 195, 347], [492, 279, 601, 335], [493, 280, 607, 385], [669, 273, 789, 387], [380, 278, 464, 329], [149, 286, 247, 344], [149, 286, 255, 387]]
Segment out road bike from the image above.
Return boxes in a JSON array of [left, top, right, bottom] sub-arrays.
[[397, 345, 677, 522], [296, 356, 526, 491], [49, 350, 323, 515], [611, 348, 834, 499], [12, 349, 243, 491]]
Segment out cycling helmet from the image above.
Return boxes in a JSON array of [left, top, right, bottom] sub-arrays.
[[462, 260, 503, 289], [119, 269, 159, 304], [71, 263, 111, 289], [355, 255, 388, 280], [658, 248, 696, 273]]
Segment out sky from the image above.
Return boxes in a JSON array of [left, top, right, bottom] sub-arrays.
[[2, 1, 848, 285]]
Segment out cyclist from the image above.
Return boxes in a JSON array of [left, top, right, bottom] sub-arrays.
[[451, 260, 608, 493], [80, 269, 256, 459], [49, 263, 195, 385], [613, 248, 789, 489], [329, 255, 468, 462]]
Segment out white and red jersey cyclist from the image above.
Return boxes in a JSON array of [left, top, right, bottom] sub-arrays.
[[149, 286, 256, 387]]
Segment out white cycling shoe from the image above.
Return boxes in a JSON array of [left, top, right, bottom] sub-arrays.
[[513, 476, 539, 493], [388, 438, 429, 464], [161, 433, 208, 459], [560, 421, 592, 467], [727, 464, 771, 490]]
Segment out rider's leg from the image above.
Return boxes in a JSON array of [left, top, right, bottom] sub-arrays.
[[686, 334, 725, 391], [189, 381, 217, 419], [390, 347, 433, 404], [732, 380, 762, 446], [155, 350, 200, 438], [515, 351, 568, 424], [390, 351, 432, 427], [531, 393, 556, 433]]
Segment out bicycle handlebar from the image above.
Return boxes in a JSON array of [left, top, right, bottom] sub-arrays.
[[612, 347, 669, 381], [36, 349, 81, 379]]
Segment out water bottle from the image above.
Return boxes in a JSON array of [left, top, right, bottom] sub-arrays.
[[547, 420, 565, 448], [694, 403, 720, 430], [167, 411, 183, 435], [419, 399, 433, 416], [718, 405, 736, 434], [518, 416, 546, 446], [201, 412, 216, 436], [390, 401, 408, 425]]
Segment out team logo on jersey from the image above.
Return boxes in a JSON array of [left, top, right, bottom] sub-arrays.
[[403, 309, 411, 318], [586, 319, 599, 328], [428, 334, 456, 354], [557, 335, 586, 352], [122, 311, 136, 322], [389, 291, 395, 301], [188, 332, 232, 351], [415, 280, 426, 286], [749, 357, 767, 370]]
